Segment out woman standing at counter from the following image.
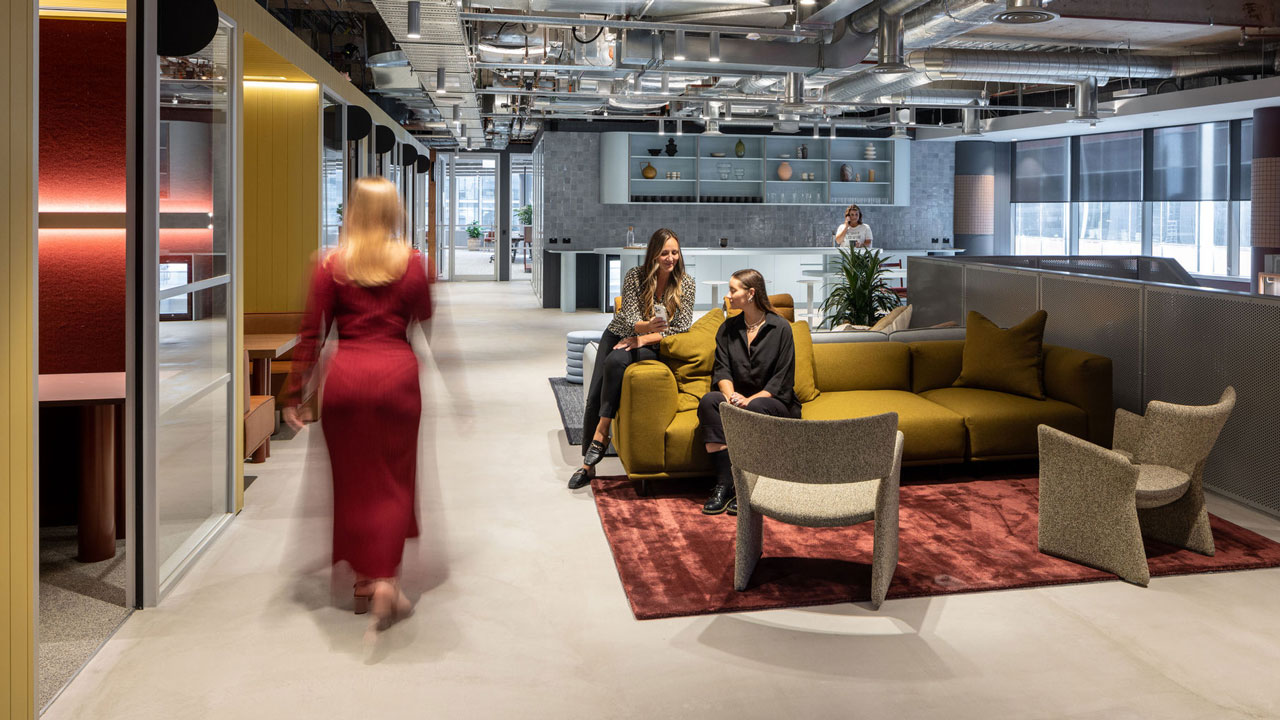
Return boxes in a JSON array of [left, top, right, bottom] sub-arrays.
[[570, 228, 697, 490], [834, 204, 873, 248]]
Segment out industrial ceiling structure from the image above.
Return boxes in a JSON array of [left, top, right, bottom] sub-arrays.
[[269, 0, 1280, 149]]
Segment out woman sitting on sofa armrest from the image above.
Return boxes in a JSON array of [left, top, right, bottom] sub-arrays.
[[570, 228, 697, 490], [698, 268, 801, 515]]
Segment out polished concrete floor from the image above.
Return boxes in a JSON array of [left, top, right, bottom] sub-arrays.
[[43, 281, 1280, 719]]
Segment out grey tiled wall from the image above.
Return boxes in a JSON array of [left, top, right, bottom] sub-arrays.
[[537, 131, 955, 251]]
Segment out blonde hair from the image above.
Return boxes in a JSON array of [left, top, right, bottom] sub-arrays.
[[639, 228, 690, 320], [332, 176, 411, 287]]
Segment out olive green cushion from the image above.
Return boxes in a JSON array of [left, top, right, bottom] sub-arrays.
[[909, 340, 964, 393], [801, 390, 966, 462], [791, 320, 820, 403], [812, 342, 911, 393], [661, 308, 724, 412], [920, 386, 1087, 459], [954, 310, 1048, 400]]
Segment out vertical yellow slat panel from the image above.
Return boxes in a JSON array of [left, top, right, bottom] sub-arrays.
[[1, 1, 37, 718], [271, 88, 287, 311]]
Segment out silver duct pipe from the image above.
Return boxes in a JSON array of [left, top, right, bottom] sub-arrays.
[[824, 0, 1000, 102], [783, 72, 805, 104], [872, 10, 910, 74], [736, 75, 778, 94], [849, 0, 931, 34], [908, 49, 1278, 80], [875, 88, 987, 106], [961, 107, 983, 135], [1071, 77, 1098, 123]]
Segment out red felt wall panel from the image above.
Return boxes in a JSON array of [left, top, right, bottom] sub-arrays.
[[39, 19, 127, 374]]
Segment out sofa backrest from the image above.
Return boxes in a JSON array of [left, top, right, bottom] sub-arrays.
[[811, 326, 965, 345], [812, 341, 911, 392], [907, 340, 965, 393]]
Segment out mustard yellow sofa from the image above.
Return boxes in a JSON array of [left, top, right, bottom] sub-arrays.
[[613, 319, 1112, 491]]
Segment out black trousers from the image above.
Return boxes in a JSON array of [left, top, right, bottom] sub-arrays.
[[697, 391, 798, 446], [582, 329, 660, 457]]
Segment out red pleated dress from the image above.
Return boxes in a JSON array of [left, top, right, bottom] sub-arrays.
[[285, 251, 433, 579]]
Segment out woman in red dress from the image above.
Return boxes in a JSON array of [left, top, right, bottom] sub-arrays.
[[283, 176, 432, 637]]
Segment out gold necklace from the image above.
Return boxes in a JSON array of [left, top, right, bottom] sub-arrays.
[[746, 315, 766, 333]]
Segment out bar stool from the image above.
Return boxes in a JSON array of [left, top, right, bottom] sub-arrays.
[[797, 278, 824, 326], [703, 280, 729, 310]]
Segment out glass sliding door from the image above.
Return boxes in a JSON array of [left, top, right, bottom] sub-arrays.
[[322, 94, 345, 250], [510, 155, 532, 274], [437, 152, 499, 280], [136, 15, 237, 602]]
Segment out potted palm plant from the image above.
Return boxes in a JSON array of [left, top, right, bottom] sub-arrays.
[[819, 247, 900, 328], [517, 204, 533, 244]]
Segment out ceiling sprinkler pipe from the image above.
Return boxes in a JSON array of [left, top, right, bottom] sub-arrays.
[[1069, 76, 1098, 123]]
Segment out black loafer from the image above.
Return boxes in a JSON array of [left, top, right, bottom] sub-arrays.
[[726, 498, 738, 516], [583, 440, 609, 467], [702, 485, 735, 515], [568, 467, 594, 490]]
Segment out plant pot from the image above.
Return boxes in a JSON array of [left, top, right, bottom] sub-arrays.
[[777, 161, 793, 181], [641, 161, 656, 179]]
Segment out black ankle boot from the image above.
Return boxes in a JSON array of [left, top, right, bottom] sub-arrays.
[[702, 450, 736, 515]]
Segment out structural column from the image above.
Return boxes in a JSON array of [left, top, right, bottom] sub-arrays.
[[954, 141, 996, 255], [1251, 107, 1280, 292]]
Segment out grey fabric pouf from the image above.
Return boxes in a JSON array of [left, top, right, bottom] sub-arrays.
[[566, 330, 600, 384]]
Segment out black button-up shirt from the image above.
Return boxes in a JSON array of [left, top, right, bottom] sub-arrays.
[[712, 312, 800, 415]]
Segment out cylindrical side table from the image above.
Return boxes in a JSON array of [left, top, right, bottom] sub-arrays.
[[703, 280, 729, 310]]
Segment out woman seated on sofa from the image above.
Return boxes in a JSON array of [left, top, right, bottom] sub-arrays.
[[571, 228, 697, 490], [697, 269, 801, 515]]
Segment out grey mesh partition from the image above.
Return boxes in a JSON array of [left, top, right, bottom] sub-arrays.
[[963, 265, 1039, 327], [1144, 286, 1280, 515], [907, 257, 964, 327], [1040, 275, 1144, 413]]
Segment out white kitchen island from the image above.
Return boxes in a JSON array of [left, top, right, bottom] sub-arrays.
[[548, 246, 964, 313]]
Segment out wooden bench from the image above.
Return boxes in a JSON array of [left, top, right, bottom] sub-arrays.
[[244, 351, 275, 462]]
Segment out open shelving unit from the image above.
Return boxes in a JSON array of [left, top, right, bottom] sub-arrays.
[[600, 132, 910, 206]]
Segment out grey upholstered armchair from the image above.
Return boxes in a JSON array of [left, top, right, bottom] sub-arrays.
[[1037, 387, 1236, 586], [719, 405, 904, 608]]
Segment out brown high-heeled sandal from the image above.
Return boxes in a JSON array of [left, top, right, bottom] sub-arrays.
[[354, 580, 374, 615]]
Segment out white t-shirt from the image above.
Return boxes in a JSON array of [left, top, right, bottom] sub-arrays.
[[837, 223, 873, 248]]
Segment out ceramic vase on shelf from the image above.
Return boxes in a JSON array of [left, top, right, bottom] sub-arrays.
[[798, 144, 808, 159], [840, 163, 853, 182], [735, 139, 746, 158], [864, 142, 877, 160], [777, 161, 793, 181], [665, 138, 678, 156], [869, 169, 876, 182], [641, 162, 656, 179], [854, 171, 861, 182]]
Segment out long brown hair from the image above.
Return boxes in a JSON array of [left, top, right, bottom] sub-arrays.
[[639, 228, 690, 319], [332, 176, 411, 287], [731, 268, 777, 316], [844, 203, 864, 227]]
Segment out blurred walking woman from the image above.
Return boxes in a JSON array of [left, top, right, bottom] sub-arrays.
[[282, 176, 430, 637], [570, 229, 697, 490], [698, 269, 800, 515]]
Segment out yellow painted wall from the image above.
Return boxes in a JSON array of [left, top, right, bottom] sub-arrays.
[[243, 81, 320, 313], [1, 1, 38, 717]]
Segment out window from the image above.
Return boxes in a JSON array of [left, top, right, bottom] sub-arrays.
[[1240, 200, 1252, 276], [1014, 203, 1068, 255], [1152, 201, 1229, 275], [1152, 122, 1229, 201], [1078, 202, 1142, 256], [1013, 138, 1069, 203]]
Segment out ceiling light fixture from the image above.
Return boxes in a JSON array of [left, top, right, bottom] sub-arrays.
[[436, 67, 448, 94], [813, 122, 820, 138], [661, 72, 670, 95], [674, 30, 687, 61], [677, 119, 683, 136], [724, 102, 732, 122], [406, 1, 421, 39], [708, 32, 720, 62], [830, 122, 837, 139], [799, 0, 816, 5], [659, 119, 665, 136]]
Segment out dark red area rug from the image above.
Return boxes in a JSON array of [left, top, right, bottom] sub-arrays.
[[591, 475, 1280, 620]]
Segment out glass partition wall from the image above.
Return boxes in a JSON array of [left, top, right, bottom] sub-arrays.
[[153, 20, 236, 596], [131, 9, 238, 605], [322, 94, 345, 250], [436, 152, 500, 280]]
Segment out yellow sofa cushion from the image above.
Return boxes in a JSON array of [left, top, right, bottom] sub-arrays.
[[812, 342, 911, 393], [909, 340, 964, 393], [664, 408, 710, 471], [920, 386, 1087, 459], [801, 390, 966, 462], [660, 308, 724, 412], [954, 310, 1049, 399], [791, 320, 820, 403]]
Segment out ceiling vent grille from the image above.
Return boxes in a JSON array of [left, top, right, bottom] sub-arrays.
[[993, 0, 1059, 24]]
